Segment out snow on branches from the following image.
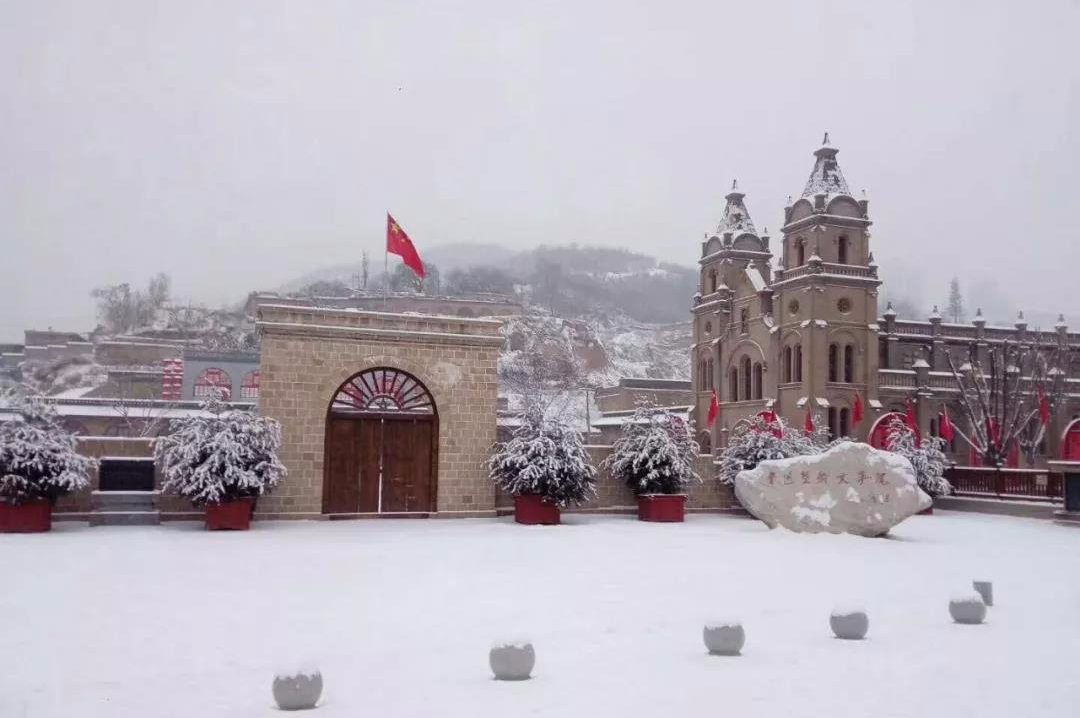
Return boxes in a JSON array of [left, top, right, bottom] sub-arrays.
[[0, 393, 96, 505], [603, 403, 700, 495], [155, 392, 286, 506], [883, 417, 951, 497], [716, 414, 823, 485], [489, 407, 597, 507]]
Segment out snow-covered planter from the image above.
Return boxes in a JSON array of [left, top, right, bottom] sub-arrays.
[[949, 593, 987, 625], [489, 641, 535, 680], [603, 404, 700, 522], [0, 394, 96, 532], [883, 417, 951, 499], [489, 408, 597, 525], [703, 620, 745, 655], [272, 666, 323, 711], [154, 393, 286, 530], [716, 415, 823, 486], [830, 608, 869, 640]]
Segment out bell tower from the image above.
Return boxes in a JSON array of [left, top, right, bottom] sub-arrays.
[[769, 135, 881, 439]]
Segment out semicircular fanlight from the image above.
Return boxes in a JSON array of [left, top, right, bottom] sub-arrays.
[[331, 368, 434, 416]]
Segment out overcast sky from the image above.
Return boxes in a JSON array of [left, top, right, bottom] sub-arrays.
[[2, 0, 1078, 341]]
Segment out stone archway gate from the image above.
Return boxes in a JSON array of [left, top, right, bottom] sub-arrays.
[[256, 304, 503, 519]]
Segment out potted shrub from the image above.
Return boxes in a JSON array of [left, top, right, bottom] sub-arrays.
[[0, 394, 96, 532], [155, 392, 286, 530], [489, 408, 597, 524], [604, 403, 701, 522]]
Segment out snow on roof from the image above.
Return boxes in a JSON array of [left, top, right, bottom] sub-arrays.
[[591, 407, 691, 428], [745, 266, 766, 292], [801, 140, 852, 198], [716, 183, 758, 235], [50, 386, 98, 399]]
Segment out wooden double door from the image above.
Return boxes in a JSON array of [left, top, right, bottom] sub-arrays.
[[323, 415, 437, 515]]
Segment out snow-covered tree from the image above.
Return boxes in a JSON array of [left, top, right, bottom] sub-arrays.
[[488, 408, 597, 506], [716, 414, 822, 485], [0, 392, 96, 505], [945, 276, 966, 324], [603, 403, 701, 494], [883, 417, 951, 497], [155, 392, 286, 506]]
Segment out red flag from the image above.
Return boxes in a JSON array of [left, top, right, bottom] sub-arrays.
[[905, 397, 922, 447], [706, 390, 719, 427], [853, 392, 864, 424], [1038, 384, 1050, 426], [940, 406, 955, 442], [386, 213, 425, 278], [804, 408, 815, 433]]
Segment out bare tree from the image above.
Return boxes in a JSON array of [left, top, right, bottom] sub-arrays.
[[944, 338, 1067, 469], [361, 251, 370, 290]]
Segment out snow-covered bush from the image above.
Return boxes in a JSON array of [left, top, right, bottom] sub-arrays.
[[716, 415, 822, 485], [155, 392, 286, 506], [883, 417, 951, 497], [603, 403, 701, 494], [488, 408, 597, 507], [0, 393, 96, 505]]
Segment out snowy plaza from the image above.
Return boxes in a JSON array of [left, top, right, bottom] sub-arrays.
[[2, 512, 1077, 717]]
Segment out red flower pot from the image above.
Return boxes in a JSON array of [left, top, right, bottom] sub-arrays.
[[637, 494, 687, 522], [205, 497, 255, 530], [0, 499, 52, 533], [514, 494, 560, 525]]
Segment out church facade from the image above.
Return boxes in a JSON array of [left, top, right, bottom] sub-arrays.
[[690, 138, 1080, 467]]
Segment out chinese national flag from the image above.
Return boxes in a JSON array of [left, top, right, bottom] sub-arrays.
[[905, 397, 922, 447], [386, 213, 425, 278], [1037, 384, 1050, 426], [707, 390, 719, 427], [804, 408, 815, 433], [853, 392, 864, 424], [940, 406, 955, 442]]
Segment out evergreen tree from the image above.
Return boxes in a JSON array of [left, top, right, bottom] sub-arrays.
[[155, 392, 286, 506], [945, 276, 966, 323], [604, 403, 701, 495], [488, 408, 597, 506], [716, 414, 823, 485], [0, 393, 96, 504], [883, 417, 951, 497]]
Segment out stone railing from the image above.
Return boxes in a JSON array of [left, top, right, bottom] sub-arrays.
[[878, 370, 917, 388]]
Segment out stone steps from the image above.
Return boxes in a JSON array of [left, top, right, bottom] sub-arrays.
[[90, 491, 161, 526]]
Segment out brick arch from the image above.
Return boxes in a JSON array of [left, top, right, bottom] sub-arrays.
[[319, 354, 446, 416], [724, 338, 767, 371]]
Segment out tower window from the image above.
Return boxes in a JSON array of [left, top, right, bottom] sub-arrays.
[[742, 356, 752, 402], [709, 270, 717, 294], [844, 345, 855, 382], [794, 344, 803, 382], [729, 367, 739, 402], [783, 346, 793, 383], [740, 308, 749, 334], [706, 358, 714, 390], [838, 236, 849, 264], [828, 344, 839, 382], [797, 239, 806, 266], [752, 362, 763, 400]]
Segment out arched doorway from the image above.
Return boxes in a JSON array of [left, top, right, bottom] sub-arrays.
[[1062, 419, 1080, 460], [867, 412, 904, 449], [323, 367, 438, 516]]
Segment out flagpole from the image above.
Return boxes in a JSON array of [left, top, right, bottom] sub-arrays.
[[383, 241, 389, 312]]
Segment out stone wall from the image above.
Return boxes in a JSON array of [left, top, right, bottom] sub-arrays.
[[257, 305, 503, 518], [95, 341, 181, 367]]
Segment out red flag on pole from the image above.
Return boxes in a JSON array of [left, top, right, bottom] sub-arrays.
[[804, 407, 815, 433], [1038, 383, 1050, 426], [853, 392, 864, 424], [905, 397, 922, 447], [940, 406, 955, 442], [706, 389, 719, 427], [386, 213, 425, 277]]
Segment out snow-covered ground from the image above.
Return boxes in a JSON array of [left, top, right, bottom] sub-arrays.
[[1, 513, 1077, 717]]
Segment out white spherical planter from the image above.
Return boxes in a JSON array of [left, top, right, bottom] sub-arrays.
[[830, 609, 869, 640], [949, 593, 987, 624], [272, 669, 323, 711], [489, 641, 535, 681], [972, 580, 993, 607], [703, 621, 745, 655]]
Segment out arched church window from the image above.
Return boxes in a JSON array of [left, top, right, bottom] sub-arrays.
[[783, 346, 793, 383], [729, 367, 739, 402], [796, 239, 806, 266], [794, 344, 803, 382], [706, 359, 714, 390], [844, 345, 855, 382], [840, 408, 851, 437], [752, 362, 763, 400], [741, 357, 752, 401], [194, 367, 232, 399], [740, 308, 749, 334], [828, 407, 838, 440], [709, 270, 717, 294], [828, 344, 839, 382], [838, 236, 849, 264]]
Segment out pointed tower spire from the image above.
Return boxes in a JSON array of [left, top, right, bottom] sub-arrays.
[[716, 179, 757, 234], [802, 133, 851, 198]]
